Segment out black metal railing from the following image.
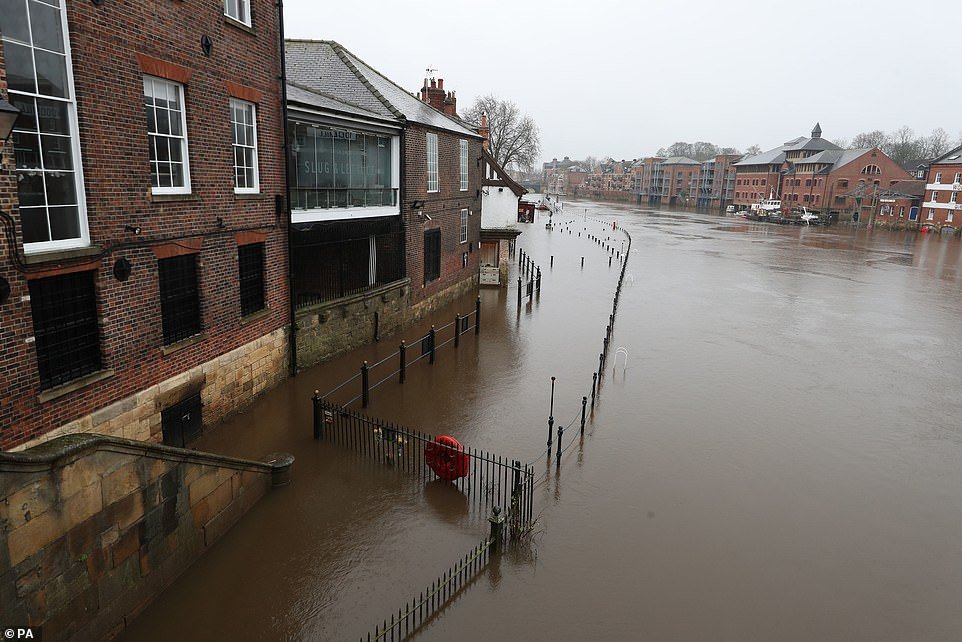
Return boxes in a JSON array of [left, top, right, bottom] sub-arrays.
[[320, 298, 482, 408], [312, 398, 535, 530], [292, 218, 404, 308]]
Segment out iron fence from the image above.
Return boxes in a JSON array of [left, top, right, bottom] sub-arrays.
[[312, 398, 535, 530], [362, 536, 495, 642]]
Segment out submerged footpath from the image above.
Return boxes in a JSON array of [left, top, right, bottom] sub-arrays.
[[120, 204, 627, 641]]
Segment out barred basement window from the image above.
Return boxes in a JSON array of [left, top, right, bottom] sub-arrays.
[[28, 271, 101, 390], [159, 254, 201, 345], [238, 242, 265, 316], [424, 229, 440, 284]]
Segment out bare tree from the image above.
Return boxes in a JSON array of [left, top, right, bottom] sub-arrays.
[[925, 127, 951, 158], [463, 95, 541, 172], [831, 137, 849, 149], [851, 130, 888, 150], [582, 156, 598, 171], [744, 144, 762, 156]]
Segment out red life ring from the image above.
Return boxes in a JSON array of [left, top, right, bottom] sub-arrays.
[[425, 436, 469, 481]]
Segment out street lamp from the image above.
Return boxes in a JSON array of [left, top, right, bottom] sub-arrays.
[[0, 98, 21, 143]]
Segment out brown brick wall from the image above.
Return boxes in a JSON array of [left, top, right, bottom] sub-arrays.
[[403, 124, 482, 308], [0, 0, 289, 449]]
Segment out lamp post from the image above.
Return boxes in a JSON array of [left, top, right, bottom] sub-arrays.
[[0, 98, 20, 144]]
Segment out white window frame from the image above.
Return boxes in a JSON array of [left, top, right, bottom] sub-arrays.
[[955, 172, 962, 184], [934, 172, 942, 184], [426, 132, 439, 192], [459, 140, 468, 191], [230, 98, 259, 194], [948, 211, 955, 223], [144, 76, 191, 195], [459, 208, 468, 243], [927, 209, 934, 220], [931, 191, 938, 203], [224, 0, 251, 26], [8, 0, 90, 254]]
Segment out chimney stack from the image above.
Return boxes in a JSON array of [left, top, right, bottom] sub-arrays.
[[420, 73, 458, 116], [479, 112, 489, 151]]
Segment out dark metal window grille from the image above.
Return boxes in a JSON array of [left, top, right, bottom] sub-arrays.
[[29, 271, 102, 390], [238, 243, 265, 316], [424, 229, 441, 284], [159, 254, 201, 345], [291, 217, 404, 308]]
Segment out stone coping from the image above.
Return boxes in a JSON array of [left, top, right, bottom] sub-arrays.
[[295, 277, 410, 315], [0, 433, 280, 476]]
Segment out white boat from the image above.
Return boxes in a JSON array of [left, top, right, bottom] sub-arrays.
[[799, 207, 818, 225]]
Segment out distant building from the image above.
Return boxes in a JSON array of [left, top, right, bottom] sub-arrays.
[[734, 124, 912, 221], [660, 157, 701, 207], [872, 180, 925, 229], [920, 145, 962, 231], [697, 154, 741, 209]]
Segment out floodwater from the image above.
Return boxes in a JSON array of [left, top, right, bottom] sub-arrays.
[[122, 202, 962, 641]]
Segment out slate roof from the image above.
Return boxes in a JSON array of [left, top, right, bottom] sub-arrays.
[[662, 156, 701, 165], [285, 82, 393, 123], [285, 40, 480, 138], [792, 149, 870, 172], [931, 144, 962, 165], [734, 147, 788, 166]]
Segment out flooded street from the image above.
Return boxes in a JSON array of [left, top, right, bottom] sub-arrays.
[[123, 201, 962, 641]]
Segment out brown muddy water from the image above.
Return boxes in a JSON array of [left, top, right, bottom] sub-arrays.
[[122, 202, 962, 641]]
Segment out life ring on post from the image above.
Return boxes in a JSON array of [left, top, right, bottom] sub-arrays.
[[425, 436, 469, 481]]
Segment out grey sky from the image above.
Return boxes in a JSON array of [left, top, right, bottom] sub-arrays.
[[284, 0, 955, 163]]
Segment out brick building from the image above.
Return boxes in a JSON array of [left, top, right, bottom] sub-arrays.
[[920, 146, 962, 232], [872, 180, 925, 230], [660, 157, 701, 206], [284, 41, 482, 367], [696, 153, 740, 209], [0, 0, 288, 450], [734, 124, 911, 220]]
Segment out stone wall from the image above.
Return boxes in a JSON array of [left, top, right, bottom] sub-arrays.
[[13, 327, 289, 452], [0, 434, 283, 640], [294, 273, 478, 370], [295, 280, 410, 369]]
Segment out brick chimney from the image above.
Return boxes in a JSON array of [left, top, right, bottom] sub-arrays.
[[479, 112, 489, 151], [420, 76, 458, 116]]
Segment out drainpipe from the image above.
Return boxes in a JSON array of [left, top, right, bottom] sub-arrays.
[[276, 0, 297, 376]]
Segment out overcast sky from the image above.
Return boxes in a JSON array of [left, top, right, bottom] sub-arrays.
[[283, 0, 956, 164]]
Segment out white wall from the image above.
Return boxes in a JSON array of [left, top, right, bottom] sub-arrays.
[[481, 187, 520, 230]]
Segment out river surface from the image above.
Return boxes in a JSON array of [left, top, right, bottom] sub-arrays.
[[123, 201, 962, 641]]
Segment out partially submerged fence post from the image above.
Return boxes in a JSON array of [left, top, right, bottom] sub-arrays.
[[556, 424, 563, 466], [580, 396, 587, 435], [313, 390, 321, 439], [454, 314, 461, 348], [428, 326, 436, 364], [399, 341, 406, 384], [475, 296, 481, 335], [489, 507, 504, 552], [591, 372, 597, 409], [536, 268, 541, 292], [547, 376, 556, 450], [517, 276, 522, 306], [361, 362, 370, 408]]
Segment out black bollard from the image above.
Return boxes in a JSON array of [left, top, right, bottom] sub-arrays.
[[517, 276, 522, 306], [428, 326, 436, 364], [361, 362, 370, 408], [609, 256, 612, 267], [547, 376, 556, 449], [475, 296, 481, 335], [550, 255, 554, 268], [399, 341, 406, 383], [312, 390, 321, 439], [581, 257, 584, 268], [556, 424, 564, 465], [580, 396, 588, 435], [454, 313, 461, 348]]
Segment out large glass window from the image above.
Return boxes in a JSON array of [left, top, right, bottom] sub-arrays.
[[3, 0, 87, 251], [459, 139, 468, 191], [427, 132, 439, 192], [144, 76, 190, 193], [231, 98, 258, 193], [289, 123, 396, 210]]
